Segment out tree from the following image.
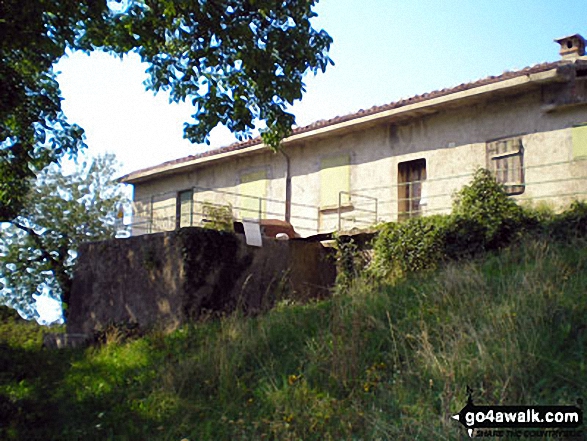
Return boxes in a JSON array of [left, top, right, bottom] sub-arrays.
[[0, 1, 108, 221], [0, 154, 127, 320], [0, 0, 333, 221]]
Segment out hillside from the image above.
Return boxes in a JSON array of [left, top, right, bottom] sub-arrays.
[[1, 235, 586, 440]]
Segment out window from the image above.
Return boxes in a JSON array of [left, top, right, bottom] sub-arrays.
[[320, 155, 351, 209], [176, 189, 193, 229], [486, 137, 524, 194], [572, 124, 587, 159], [239, 170, 267, 219], [398, 158, 426, 221]]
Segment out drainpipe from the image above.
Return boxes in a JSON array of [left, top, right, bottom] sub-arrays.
[[280, 150, 292, 223], [149, 195, 154, 234]]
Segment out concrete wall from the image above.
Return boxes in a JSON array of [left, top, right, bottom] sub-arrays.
[[67, 228, 336, 334], [131, 150, 290, 235], [130, 85, 587, 236]]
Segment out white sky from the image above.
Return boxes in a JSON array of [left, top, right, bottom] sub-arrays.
[[36, 0, 587, 323], [55, 0, 587, 178]]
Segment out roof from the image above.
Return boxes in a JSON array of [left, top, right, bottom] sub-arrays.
[[120, 59, 566, 184]]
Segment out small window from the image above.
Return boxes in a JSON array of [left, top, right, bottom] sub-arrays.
[[486, 137, 525, 194], [398, 158, 426, 221], [176, 189, 193, 229]]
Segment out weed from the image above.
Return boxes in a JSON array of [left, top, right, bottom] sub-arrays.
[[2, 186, 587, 439], [201, 201, 234, 232]]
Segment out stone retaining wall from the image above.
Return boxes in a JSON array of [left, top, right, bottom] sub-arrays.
[[67, 228, 335, 334]]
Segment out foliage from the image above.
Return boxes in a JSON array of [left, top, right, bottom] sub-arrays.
[[0, 305, 64, 352], [201, 202, 234, 232], [370, 215, 448, 279], [332, 234, 370, 288], [0, 0, 332, 221], [93, 321, 143, 346], [0, 1, 108, 220], [0, 154, 126, 319], [451, 168, 529, 249], [546, 200, 587, 240], [371, 169, 536, 279], [92, 0, 334, 148], [3, 168, 587, 439], [1, 236, 586, 439]]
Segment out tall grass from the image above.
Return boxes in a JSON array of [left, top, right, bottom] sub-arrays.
[[1, 237, 586, 440]]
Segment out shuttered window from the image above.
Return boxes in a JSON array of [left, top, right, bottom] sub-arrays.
[[239, 170, 267, 219], [486, 137, 525, 195], [320, 155, 350, 209], [572, 124, 587, 158]]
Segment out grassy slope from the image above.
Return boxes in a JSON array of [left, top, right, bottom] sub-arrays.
[[1, 237, 586, 440]]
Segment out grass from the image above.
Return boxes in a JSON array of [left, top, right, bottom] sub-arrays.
[[1, 237, 586, 440]]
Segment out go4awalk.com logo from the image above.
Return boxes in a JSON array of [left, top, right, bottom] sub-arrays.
[[451, 389, 584, 438]]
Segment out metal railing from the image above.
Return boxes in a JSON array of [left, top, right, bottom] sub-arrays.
[[337, 191, 378, 231], [128, 185, 324, 236], [121, 158, 587, 236]]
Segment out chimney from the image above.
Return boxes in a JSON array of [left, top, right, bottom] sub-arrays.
[[555, 34, 586, 61]]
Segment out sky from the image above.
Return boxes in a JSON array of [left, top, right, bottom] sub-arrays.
[[55, 0, 587, 178], [33, 0, 587, 322]]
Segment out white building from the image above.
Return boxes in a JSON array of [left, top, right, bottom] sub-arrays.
[[120, 34, 587, 237]]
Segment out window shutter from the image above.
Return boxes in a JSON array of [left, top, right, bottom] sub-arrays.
[[239, 170, 267, 219], [486, 137, 524, 194], [320, 155, 350, 209], [572, 124, 587, 158]]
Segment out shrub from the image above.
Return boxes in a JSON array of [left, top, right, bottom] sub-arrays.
[[201, 202, 234, 232], [370, 169, 537, 279], [333, 234, 370, 287], [370, 215, 447, 278], [0, 305, 61, 349], [547, 200, 587, 240], [441, 215, 488, 260], [452, 168, 529, 250]]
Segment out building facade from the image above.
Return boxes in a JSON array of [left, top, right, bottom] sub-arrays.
[[120, 35, 587, 237]]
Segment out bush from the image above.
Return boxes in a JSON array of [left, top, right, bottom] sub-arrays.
[[201, 202, 234, 232], [370, 169, 539, 279], [441, 215, 487, 260], [452, 168, 530, 249], [0, 305, 57, 350], [547, 200, 587, 240], [333, 234, 370, 287], [370, 215, 447, 278]]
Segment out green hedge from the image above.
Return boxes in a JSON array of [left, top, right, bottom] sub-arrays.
[[370, 169, 587, 279]]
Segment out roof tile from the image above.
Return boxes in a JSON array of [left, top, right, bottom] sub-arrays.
[[120, 60, 561, 183]]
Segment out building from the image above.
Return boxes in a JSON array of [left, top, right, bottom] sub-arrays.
[[120, 34, 587, 237]]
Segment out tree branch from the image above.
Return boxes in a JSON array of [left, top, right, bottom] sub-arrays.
[[11, 220, 73, 313], [11, 222, 55, 264]]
